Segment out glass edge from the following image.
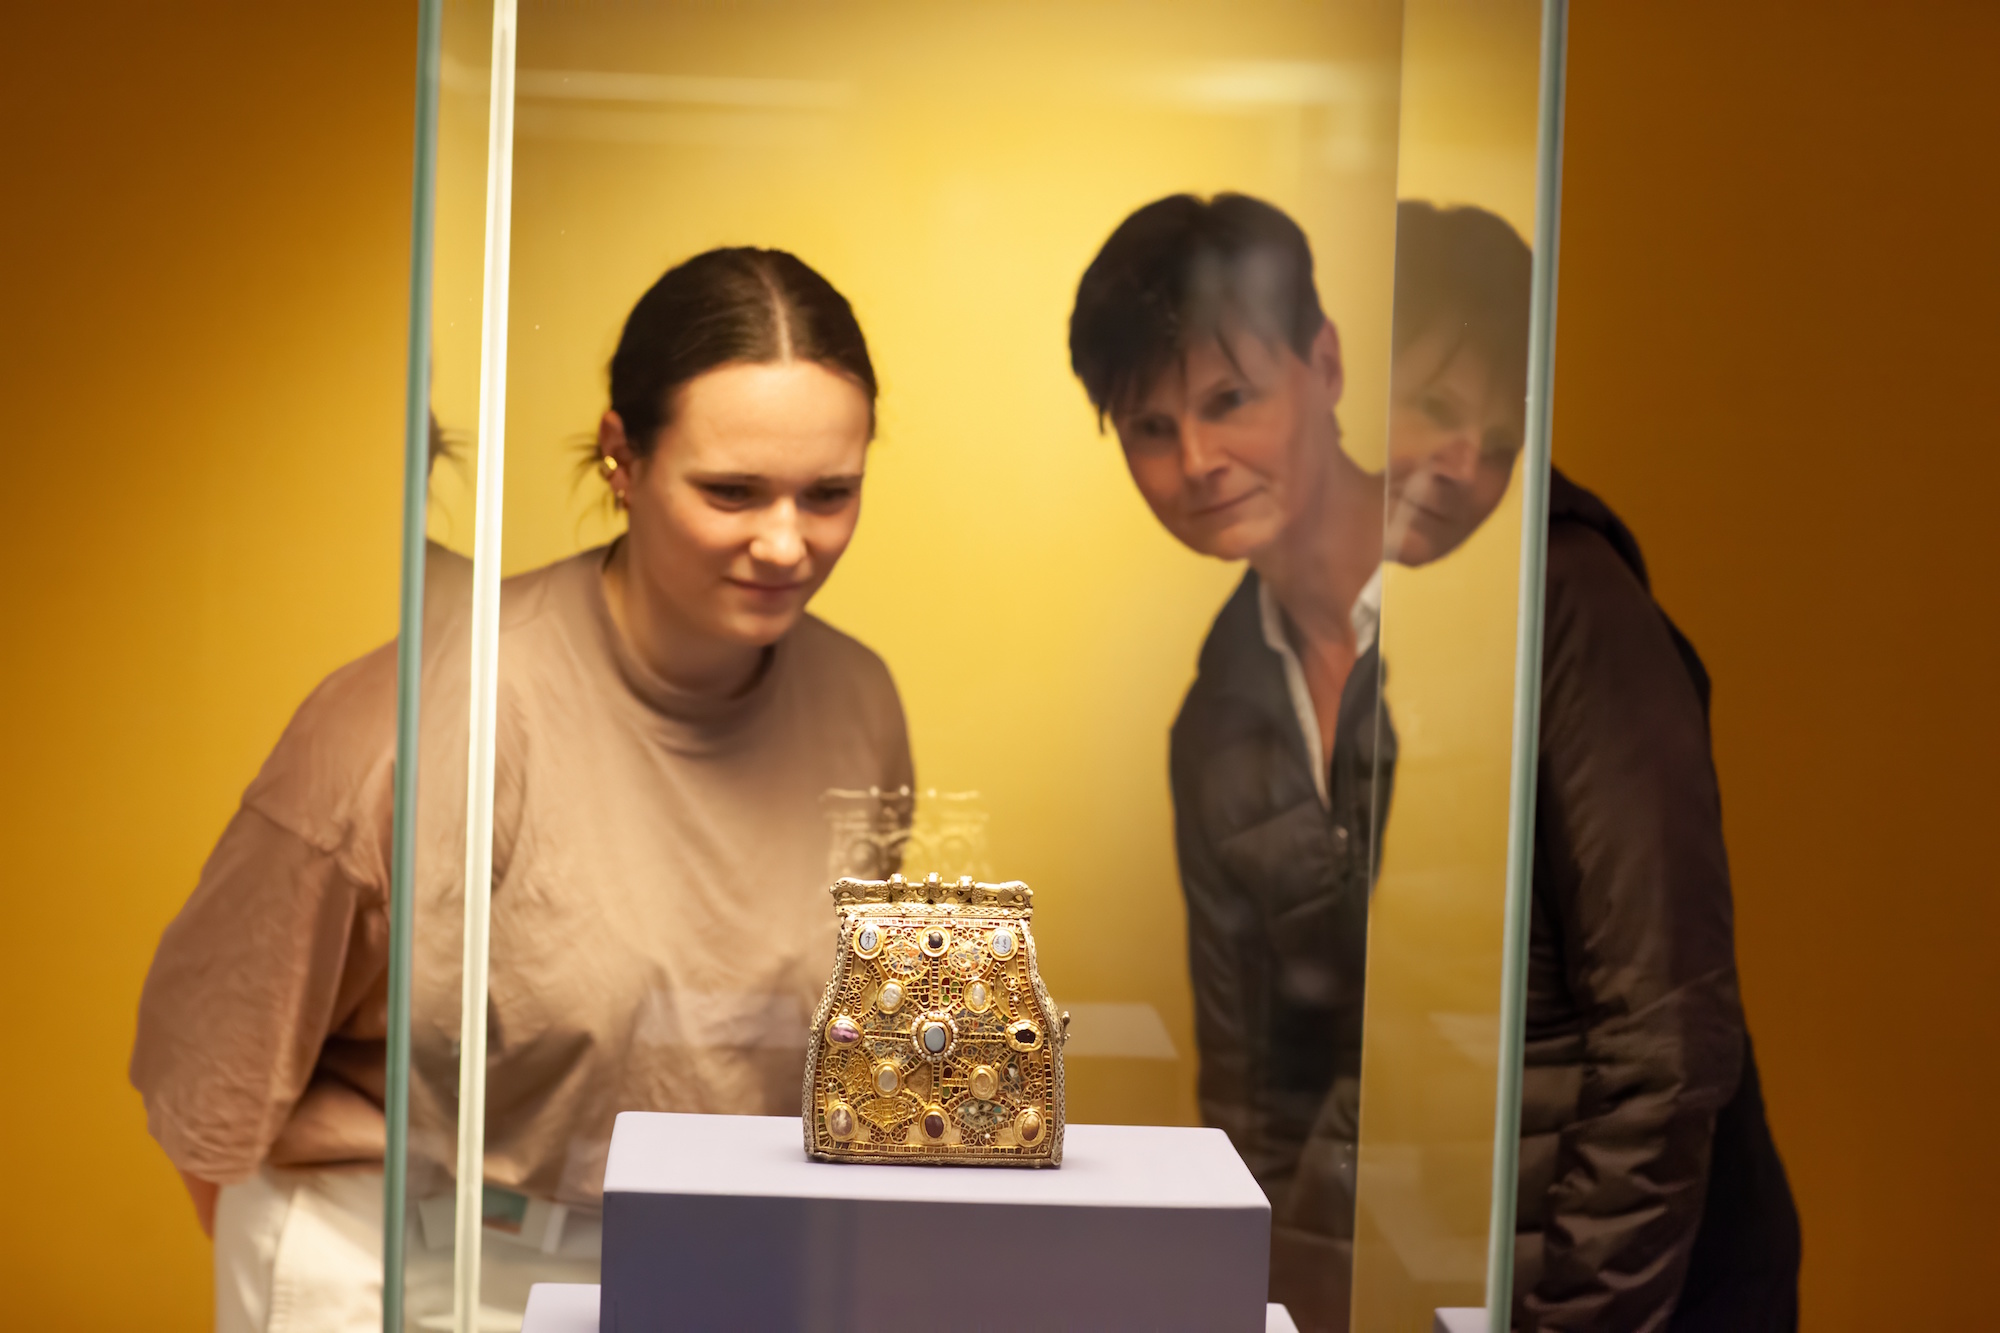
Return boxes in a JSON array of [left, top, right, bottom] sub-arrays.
[[1485, 0, 1571, 1324], [385, 2, 446, 1329]]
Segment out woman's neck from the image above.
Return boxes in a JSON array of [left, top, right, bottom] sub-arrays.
[[601, 539, 766, 699], [1251, 446, 1384, 655]]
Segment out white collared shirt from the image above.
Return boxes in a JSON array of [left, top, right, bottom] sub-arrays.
[[1257, 567, 1381, 809]]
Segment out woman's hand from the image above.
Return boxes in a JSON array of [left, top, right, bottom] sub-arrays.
[[180, 1170, 219, 1238]]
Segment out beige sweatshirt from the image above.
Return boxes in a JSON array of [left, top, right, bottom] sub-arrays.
[[131, 545, 912, 1205]]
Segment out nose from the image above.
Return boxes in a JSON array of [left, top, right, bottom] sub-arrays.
[[1430, 432, 1480, 486], [1178, 417, 1228, 484], [748, 499, 807, 570]]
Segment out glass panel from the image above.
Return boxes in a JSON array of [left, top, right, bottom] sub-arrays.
[[452, 0, 1407, 1325], [1349, 0, 1566, 1329], [389, 2, 1569, 1330], [390, 0, 507, 1329]]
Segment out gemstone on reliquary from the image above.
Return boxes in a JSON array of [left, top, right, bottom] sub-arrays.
[[969, 1064, 999, 1101], [922, 1108, 947, 1140], [964, 980, 991, 1012], [990, 926, 1017, 959], [1017, 1106, 1044, 1145], [855, 924, 880, 954], [921, 1020, 949, 1054], [827, 1101, 857, 1141], [826, 1015, 862, 1046], [877, 981, 904, 1013], [874, 1062, 900, 1095]]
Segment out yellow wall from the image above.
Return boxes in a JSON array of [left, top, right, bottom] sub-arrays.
[[0, 5, 416, 1326]]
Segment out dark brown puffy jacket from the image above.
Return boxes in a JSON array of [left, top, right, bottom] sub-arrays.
[[1516, 472, 1799, 1331], [1168, 471, 1799, 1332]]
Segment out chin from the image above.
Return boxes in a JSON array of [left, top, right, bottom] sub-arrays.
[[1182, 512, 1281, 563], [717, 605, 805, 647]]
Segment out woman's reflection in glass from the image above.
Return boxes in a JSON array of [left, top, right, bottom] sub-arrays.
[[1383, 200, 1530, 569]]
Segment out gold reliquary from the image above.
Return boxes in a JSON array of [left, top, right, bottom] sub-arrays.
[[803, 873, 1067, 1166]]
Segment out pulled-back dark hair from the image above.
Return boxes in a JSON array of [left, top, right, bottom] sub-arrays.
[[1068, 193, 1327, 422], [1391, 201, 1532, 403], [610, 246, 877, 456]]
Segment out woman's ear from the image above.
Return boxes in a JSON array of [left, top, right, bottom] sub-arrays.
[[599, 410, 642, 508], [599, 410, 638, 471], [1309, 319, 1346, 404]]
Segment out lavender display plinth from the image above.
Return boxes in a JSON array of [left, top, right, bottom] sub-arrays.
[[597, 1111, 1270, 1332]]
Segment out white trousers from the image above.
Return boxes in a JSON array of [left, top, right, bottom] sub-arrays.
[[214, 1167, 382, 1333], [212, 1166, 601, 1332]]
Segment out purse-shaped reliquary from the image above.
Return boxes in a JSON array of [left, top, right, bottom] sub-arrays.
[[803, 873, 1066, 1166]]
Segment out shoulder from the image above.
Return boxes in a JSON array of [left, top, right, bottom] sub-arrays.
[[1174, 571, 1278, 750], [240, 638, 401, 858], [1544, 519, 1655, 629], [1539, 505, 1710, 743], [497, 548, 598, 634]]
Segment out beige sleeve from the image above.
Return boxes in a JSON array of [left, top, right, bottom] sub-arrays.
[[130, 804, 387, 1184]]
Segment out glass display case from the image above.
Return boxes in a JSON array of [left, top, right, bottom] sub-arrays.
[[378, 0, 1570, 1329]]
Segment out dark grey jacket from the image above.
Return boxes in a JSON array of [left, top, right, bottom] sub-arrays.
[[1168, 472, 1798, 1332], [1169, 571, 1387, 1327]]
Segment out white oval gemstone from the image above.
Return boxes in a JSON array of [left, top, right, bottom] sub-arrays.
[[856, 925, 879, 952], [875, 1064, 899, 1094], [991, 927, 1016, 959], [965, 981, 990, 1011], [878, 981, 904, 1012]]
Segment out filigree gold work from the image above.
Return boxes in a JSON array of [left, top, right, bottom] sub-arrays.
[[802, 873, 1067, 1167]]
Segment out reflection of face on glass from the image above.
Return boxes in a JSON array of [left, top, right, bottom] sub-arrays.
[[1385, 325, 1521, 566], [607, 361, 870, 647], [1382, 200, 1534, 568], [1113, 322, 1346, 562]]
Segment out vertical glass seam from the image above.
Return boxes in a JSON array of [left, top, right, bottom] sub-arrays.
[[454, 3, 519, 1330], [384, 3, 444, 1330], [1486, 0, 1571, 1324]]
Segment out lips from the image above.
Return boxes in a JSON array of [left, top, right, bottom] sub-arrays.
[[727, 579, 806, 595], [1190, 491, 1257, 519]]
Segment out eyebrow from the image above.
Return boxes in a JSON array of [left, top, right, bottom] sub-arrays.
[[686, 470, 866, 486]]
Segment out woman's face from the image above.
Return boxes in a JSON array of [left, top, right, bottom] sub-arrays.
[[1384, 325, 1523, 567], [1112, 321, 1345, 562], [607, 360, 871, 648]]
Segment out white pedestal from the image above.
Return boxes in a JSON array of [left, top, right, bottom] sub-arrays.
[[597, 1112, 1273, 1331], [523, 1284, 1303, 1333]]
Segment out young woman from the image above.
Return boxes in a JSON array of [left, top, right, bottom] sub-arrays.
[[131, 248, 913, 1331]]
